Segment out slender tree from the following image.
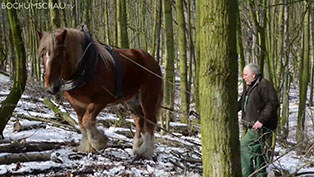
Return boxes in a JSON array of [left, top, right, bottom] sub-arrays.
[[236, 1, 246, 89], [280, 0, 291, 139], [49, 0, 61, 29], [152, 0, 160, 58], [199, 0, 241, 176], [176, 0, 189, 123], [309, 7, 314, 106], [0, 0, 27, 138], [296, 1, 310, 145], [247, 0, 266, 75], [117, 0, 129, 48], [155, 0, 163, 63], [194, 0, 200, 113], [104, 0, 110, 45], [162, 0, 175, 131]]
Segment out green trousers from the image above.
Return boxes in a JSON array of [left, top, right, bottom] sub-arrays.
[[241, 128, 272, 177]]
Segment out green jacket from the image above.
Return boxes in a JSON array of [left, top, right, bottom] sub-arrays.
[[238, 76, 279, 130]]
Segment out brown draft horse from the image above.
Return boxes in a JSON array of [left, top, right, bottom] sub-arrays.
[[38, 28, 163, 159]]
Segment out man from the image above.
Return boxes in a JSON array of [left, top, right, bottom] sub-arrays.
[[238, 63, 279, 177]]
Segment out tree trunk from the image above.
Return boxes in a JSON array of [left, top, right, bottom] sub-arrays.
[[140, 0, 147, 51], [279, 0, 291, 138], [0, 0, 27, 138], [236, 2, 246, 90], [104, 0, 110, 45], [117, 0, 129, 48], [162, 0, 175, 132], [199, 0, 241, 176], [296, 1, 310, 146], [176, 0, 189, 124], [274, 0, 284, 94], [84, 0, 92, 30], [266, 0, 275, 83], [248, 0, 267, 75], [309, 8, 314, 106], [155, 0, 162, 64], [49, 0, 61, 29], [281, 66, 290, 139], [152, 0, 159, 58], [194, 0, 200, 113]]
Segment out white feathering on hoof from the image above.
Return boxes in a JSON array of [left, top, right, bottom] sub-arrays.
[[86, 128, 108, 152], [133, 132, 154, 160], [133, 133, 144, 153], [77, 130, 92, 152]]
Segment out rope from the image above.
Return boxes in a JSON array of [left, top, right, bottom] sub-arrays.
[[117, 52, 200, 118], [124, 108, 202, 148], [118, 53, 195, 100], [100, 84, 201, 147]]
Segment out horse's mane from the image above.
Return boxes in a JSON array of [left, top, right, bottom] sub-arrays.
[[40, 28, 114, 73]]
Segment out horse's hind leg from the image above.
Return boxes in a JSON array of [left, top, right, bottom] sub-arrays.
[[82, 103, 108, 153], [134, 83, 162, 159], [126, 94, 145, 155]]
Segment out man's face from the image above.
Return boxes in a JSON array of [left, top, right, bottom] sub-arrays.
[[243, 68, 256, 85]]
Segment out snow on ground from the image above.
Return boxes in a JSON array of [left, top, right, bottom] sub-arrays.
[[0, 74, 9, 85], [0, 73, 313, 176]]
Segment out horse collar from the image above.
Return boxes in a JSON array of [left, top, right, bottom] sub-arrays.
[[61, 35, 98, 91]]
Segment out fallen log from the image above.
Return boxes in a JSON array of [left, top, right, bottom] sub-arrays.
[[0, 151, 52, 165], [13, 119, 46, 132], [43, 98, 78, 127], [13, 113, 80, 133], [0, 141, 77, 153]]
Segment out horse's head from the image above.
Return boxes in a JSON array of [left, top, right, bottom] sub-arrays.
[[38, 30, 67, 94]]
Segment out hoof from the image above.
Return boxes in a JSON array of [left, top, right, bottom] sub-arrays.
[[132, 153, 152, 161], [133, 147, 153, 160], [77, 130, 94, 152], [77, 141, 95, 153], [87, 129, 108, 151], [132, 134, 143, 153], [89, 136, 108, 151], [133, 132, 154, 160]]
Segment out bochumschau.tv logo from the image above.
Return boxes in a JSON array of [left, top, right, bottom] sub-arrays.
[[1, 2, 74, 10]]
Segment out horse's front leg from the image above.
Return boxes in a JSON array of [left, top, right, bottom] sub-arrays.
[[75, 107, 90, 152], [82, 103, 108, 153]]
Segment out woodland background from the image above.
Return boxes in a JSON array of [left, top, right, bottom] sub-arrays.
[[0, 0, 313, 176]]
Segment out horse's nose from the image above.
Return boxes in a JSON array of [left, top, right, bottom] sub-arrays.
[[46, 80, 61, 95]]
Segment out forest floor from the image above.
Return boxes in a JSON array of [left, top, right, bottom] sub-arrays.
[[0, 73, 314, 177]]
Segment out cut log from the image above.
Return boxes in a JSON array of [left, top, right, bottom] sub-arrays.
[[13, 119, 46, 132], [0, 151, 52, 164], [0, 141, 77, 153], [13, 113, 80, 133]]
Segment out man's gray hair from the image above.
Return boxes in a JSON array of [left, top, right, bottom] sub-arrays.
[[245, 63, 261, 75]]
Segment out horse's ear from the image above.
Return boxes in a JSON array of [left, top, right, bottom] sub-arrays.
[[56, 30, 67, 44], [37, 31, 43, 39]]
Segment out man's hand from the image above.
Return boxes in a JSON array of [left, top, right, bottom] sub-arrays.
[[253, 121, 263, 130]]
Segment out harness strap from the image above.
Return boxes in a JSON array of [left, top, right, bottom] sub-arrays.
[[103, 45, 123, 99], [61, 34, 98, 91]]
